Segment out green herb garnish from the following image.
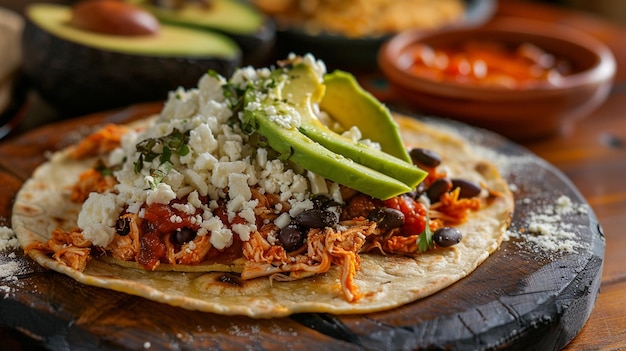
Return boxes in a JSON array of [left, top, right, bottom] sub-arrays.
[[417, 217, 435, 253], [133, 128, 190, 188]]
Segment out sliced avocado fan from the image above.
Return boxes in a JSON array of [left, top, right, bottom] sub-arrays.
[[321, 70, 412, 163], [242, 62, 427, 200]]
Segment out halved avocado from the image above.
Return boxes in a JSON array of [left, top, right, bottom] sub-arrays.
[[22, 3, 241, 116], [129, 0, 275, 65]]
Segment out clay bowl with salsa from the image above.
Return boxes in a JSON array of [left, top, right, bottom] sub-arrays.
[[378, 17, 616, 140]]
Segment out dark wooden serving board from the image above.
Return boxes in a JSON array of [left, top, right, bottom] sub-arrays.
[[0, 103, 604, 351]]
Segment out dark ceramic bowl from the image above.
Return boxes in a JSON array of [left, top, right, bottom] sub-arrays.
[[271, 0, 496, 71], [378, 17, 616, 140]]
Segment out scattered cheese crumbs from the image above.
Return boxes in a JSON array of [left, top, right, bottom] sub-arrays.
[[1, 227, 26, 298], [506, 194, 587, 254], [456, 126, 592, 256], [0, 285, 11, 298], [0, 260, 20, 279], [0, 226, 19, 251]]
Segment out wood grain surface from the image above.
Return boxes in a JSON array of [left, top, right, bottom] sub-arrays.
[[1, 1, 625, 350], [498, 2, 626, 350]]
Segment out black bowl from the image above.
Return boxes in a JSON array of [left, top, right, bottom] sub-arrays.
[[271, 0, 496, 71]]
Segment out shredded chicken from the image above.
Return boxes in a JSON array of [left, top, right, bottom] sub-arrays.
[[108, 213, 141, 261], [25, 228, 92, 271], [28, 120, 495, 304], [70, 168, 117, 203], [429, 187, 481, 224], [69, 124, 129, 159], [172, 234, 214, 265], [241, 219, 376, 301]]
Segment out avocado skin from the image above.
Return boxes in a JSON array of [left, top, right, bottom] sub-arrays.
[[134, 0, 276, 65], [158, 16, 275, 66], [22, 18, 241, 116]]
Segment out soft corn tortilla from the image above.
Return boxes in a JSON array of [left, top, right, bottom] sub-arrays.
[[12, 115, 514, 318]]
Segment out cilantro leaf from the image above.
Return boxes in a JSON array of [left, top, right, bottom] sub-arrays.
[[417, 219, 435, 253]]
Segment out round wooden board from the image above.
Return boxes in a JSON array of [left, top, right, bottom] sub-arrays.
[[0, 103, 604, 350]]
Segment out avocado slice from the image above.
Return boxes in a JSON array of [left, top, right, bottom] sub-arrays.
[[129, 0, 275, 64], [242, 62, 426, 199], [283, 64, 426, 189], [320, 70, 412, 163], [242, 86, 413, 200], [22, 3, 241, 115]]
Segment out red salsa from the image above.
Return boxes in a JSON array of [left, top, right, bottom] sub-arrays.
[[404, 40, 572, 88]]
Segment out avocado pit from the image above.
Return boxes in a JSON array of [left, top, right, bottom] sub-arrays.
[[71, 0, 160, 36]]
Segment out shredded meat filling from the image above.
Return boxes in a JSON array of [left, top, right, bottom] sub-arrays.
[[69, 124, 129, 159], [25, 228, 93, 271], [241, 219, 375, 301], [26, 124, 500, 303]]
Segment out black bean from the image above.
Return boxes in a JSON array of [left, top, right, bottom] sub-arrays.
[[173, 227, 196, 245], [409, 148, 442, 168], [311, 194, 339, 210], [433, 227, 463, 247], [115, 216, 131, 236], [217, 273, 242, 286], [294, 209, 338, 228], [367, 207, 405, 230], [426, 178, 453, 203], [278, 223, 306, 251], [404, 189, 419, 200], [451, 179, 482, 199]]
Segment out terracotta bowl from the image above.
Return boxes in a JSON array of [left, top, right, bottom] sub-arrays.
[[378, 17, 616, 140]]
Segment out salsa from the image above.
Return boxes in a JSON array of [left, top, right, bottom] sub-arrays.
[[404, 40, 572, 88]]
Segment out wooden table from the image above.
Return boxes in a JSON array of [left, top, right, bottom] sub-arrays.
[[496, 2, 626, 350], [0, 1, 624, 350]]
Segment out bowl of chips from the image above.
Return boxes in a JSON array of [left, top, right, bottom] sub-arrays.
[[378, 17, 616, 140]]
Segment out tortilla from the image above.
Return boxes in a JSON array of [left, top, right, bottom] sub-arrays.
[[12, 113, 513, 318]]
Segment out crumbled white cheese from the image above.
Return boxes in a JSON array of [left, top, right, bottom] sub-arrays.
[[75, 56, 348, 252], [0, 226, 19, 250], [339, 126, 381, 151], [228, 173, 252, 201], [189, 123, 218, 155], [77, 192, 121, 247], [146, 183, 177, 205], [232, 223, 255, 241], [307, 171, 328, 194], [210, 228, 233, 250], [274, 213, 291, 229]]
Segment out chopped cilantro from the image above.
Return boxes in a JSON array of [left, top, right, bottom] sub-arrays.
[[95, 160, 114, 176], [133, 128, 190, 187], [147, 161, 173, 190], [222, 82, 246, 114]]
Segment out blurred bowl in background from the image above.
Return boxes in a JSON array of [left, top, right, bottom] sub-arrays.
[[378, 17, 616, 141], [21, 0, 274, 117], [259, 0, 496, 71], [0, 7, 27, 139]]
